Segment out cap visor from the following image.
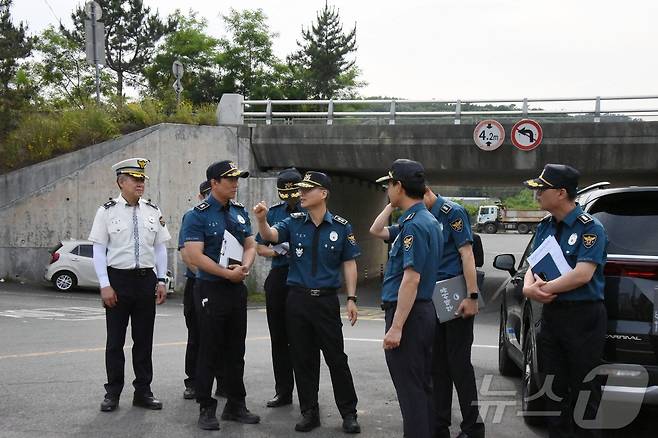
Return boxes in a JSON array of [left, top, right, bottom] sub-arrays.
[[224, 169, 249, 178], [122, 171, 148, 180], [523, 178, 546, 189], [375, 175, 392, 184]]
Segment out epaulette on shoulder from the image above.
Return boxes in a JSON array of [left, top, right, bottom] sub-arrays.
[[440, 202, 452, 214], [145, 199, 159, 210], [272, 201, 286, 208], [333, 214, 348, 225], [402, 212, 416, 222], [578, 213, 593, 225], [290, 212, 306, 219], [103, 200, 116, 209], [195, 201, 210, 211], [231, 200, 245, 208]]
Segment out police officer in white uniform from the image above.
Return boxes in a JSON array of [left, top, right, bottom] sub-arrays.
[[89, 158, 171, 412]]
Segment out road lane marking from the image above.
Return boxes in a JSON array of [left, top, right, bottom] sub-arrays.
[[0, 337, 496, 360]]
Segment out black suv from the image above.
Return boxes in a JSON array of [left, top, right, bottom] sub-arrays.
[[494, 184, 658, 425]]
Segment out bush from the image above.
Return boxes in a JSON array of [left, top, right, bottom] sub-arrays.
[[195, 103, 217, 126]]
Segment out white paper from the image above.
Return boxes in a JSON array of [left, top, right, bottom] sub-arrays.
[[218, 230, 244, 268], [272, 242, 289, 256], [527, 235, 573, 277]]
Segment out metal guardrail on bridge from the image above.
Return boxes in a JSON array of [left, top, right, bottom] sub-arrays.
[[239, 95, 658, 125]]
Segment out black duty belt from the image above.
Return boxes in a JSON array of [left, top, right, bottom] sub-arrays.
[[108, 267, 154, 277], [291, 286, 337, 297]]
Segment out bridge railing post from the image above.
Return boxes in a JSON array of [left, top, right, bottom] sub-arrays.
[[217, 93, 244, 125], [328, 99, 334, 126], [522, 98, 528, 117], [594, 96, 601, 123], [266, 99, 272, 125], [454, 100, 462, 125], [389, 100, 396, 125]]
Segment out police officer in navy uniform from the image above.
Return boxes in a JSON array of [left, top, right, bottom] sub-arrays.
[[254, 171, 361, 434], [423, 188, 485, 438], [89, 158, 170, 412], [369, 159, 443, 438], [256, 168, 303, 408], [178, 180, 224, 400], [522, 164, 608, 438], [182, 160, 261, 430]]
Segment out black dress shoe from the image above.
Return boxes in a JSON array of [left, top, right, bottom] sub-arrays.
[[342, 413, 361, 434], [132, 394, 163, 410], [198, 406, 220, 430], [267, 393, 293, 408], [100, 396, 119, 412], [221, 406, 261, 424], [183, 386, 196, 400], [295, 409, 321, 432]]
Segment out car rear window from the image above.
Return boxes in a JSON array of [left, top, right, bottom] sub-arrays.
[[587, 191, 658, 256], [49, 242, 63, 254]]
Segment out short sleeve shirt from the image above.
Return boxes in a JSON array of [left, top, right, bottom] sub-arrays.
[[178, 209, 195, 279], [429, 196, 474, 281], [181, 194, 253, 282], [88, 194, 171, 269], [532, 204, 608, 301], [256, 201, 303, 269], [382, 202, 443, 302], [272, 210, 360, 289]]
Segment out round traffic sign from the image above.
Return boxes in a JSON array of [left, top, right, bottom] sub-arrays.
[[473, 119, 505, 151], [172, 60, 184, 79], [85, 1, 102, 20], [511, 119, 543, 151]]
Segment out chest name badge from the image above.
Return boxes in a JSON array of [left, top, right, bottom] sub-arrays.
[[568, 233, 578, 246], [329, 231, 339, 242], [237, 214, 246, 224], [296, 247, 304, 257]]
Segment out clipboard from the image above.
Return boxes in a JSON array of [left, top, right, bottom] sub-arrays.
[[218, 230, 244, 268], [432, 275, 486, 323]]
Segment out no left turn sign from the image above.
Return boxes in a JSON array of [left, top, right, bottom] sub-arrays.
[[473, 119, 505, 151], [511, 119, 543, 151]]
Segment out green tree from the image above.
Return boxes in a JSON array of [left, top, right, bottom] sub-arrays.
[[288, 2, 361, 99], [218, 8, 284, 99], [144, 10, 223, 106], [63, 0, 176, 100], [502, 189, 540, 209]]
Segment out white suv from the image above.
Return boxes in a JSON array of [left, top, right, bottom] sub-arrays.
[[45, 239, 174, 293]]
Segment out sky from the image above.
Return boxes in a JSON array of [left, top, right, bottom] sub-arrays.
[[11, 0, 658, 110]]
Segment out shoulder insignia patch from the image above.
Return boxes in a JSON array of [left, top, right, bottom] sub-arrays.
[[103, 200, 116, 209], [347, 233, 357, 246], [402, 212, 416, 222], [578, 213, 593, 224], [333, 215, 348, 225], [195, 201, 210, 211], [231, 200, 245, 208], [290, 212, 306, 219], [145, 200, 158, 210], [403, 235, 414, 251], [440, 203, 452, 214], [582, 234, 597, 248], [451, 218, 464, 232], [159, 216, 166, 227]]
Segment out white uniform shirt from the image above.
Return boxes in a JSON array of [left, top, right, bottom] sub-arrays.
[[88, 195, 171, 269]]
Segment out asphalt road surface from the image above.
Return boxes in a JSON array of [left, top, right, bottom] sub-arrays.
[[0, 234, 653, 437]]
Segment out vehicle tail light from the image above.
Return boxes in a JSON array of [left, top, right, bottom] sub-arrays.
[[50, 252, 60, 264], [604, 261, 658, 280]]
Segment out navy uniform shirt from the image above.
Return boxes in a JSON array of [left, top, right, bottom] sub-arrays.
[[383, 202, 443, 302], [178, 209, 195, 279], [272, 210, 360, 289], [532, 204, 607, 301], [429, 196, 474, 281], [181, 194, 253, 282], [255, 201, 303, 269]]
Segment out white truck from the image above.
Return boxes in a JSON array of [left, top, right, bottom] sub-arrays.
[[475, 205, 547, 234]]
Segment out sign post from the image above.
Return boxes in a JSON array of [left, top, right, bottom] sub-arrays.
[[172, 60, 184, 107], [84, 1, 105, 104]]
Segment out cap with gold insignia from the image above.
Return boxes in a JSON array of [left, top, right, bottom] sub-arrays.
[[296, 171, 331, 190], [376, 159, 426, 185], [277, 168, 302, 199], [523, 164, 580, 192], [206, 160, 249, 180], [112, 157, 150, 179]]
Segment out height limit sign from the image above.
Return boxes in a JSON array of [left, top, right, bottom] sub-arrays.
[[473, 120, 505, 151]]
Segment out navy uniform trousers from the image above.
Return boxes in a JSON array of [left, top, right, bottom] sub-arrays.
[[385, 300, 436, 438], [104, 267, 156, 398], [286, 289, 358, 417], [264, 265, 294, 397]]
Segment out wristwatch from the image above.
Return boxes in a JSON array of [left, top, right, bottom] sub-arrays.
[[157, 277, 167, 285], [467, 292, 479, 300], [347, 296, 358, 304]]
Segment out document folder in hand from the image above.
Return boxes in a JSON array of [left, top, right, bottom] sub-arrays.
[[432, 275, 486, 323], [218, 230, 244, 268], [526, 235, 573, 281]]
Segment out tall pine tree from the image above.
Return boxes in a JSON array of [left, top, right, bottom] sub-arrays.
[[288, 2, 360, 99]]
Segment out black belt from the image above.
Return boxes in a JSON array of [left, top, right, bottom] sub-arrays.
[[381, 299, 431, 311], [547, 299, 603, 308], [108, 267, 154, 276], [291, 286, 337, 297]]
